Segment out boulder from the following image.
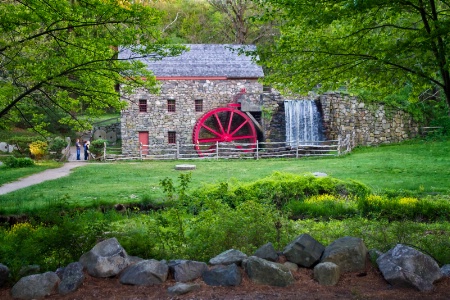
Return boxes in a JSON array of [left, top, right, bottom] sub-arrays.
[[314, 262, 340, 286], [209, 249, 247, 266], [168, 260, 207, 282], [119, 259, 168, 286], [167, 282, 201, 296], [441, 264, 450, 277], [79, 237, 131, 277], [58, 262, 85, 295], [11, 272, 60, 300], [283, 233, 325, 267], [321, 236, 367, 273], [253, 242, 278, 262], [202, 264, 242, 286], [376, 244, 444, 291], [244, 256, 294, 287], [0, 263, 9, 287], [283, 261, 299, 272]]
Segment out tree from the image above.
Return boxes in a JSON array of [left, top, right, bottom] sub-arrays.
[[207, 0, 278, 44], [257, 0, 450, 115], [0, 0, 184, 134]]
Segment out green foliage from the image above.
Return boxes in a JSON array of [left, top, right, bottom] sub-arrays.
[[4, 157, 35, 168], [0, 0, 185, 133], [258, 0, 450, 114], [6, 135, 44, 157], [48, 137, 68, 160], [89, 139, 107, 157], [29, 140, 48, 160]]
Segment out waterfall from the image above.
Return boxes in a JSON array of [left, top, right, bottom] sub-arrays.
[[285, 100, 325, 146]]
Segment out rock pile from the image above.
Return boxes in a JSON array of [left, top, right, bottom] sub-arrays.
[[1, 235, 448, 300]]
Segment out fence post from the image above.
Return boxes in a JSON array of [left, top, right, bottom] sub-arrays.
[[337, 136, 341, 156], [216, 141, 219, 159], [103, 142, 106, 161], [256, 140, 259, 160], [176, 142, 179, 160], [139, 142, 142, 160]]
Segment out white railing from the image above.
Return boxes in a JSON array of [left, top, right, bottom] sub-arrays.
[[101, 138, 354, 161]]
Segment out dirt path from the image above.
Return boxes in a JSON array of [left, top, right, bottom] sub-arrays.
[[0, 161, 87, 195]]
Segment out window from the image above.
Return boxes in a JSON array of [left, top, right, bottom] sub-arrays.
[[167, 99, 176, 112], [195, 99, 203, 112], [139, 99, 147, 112], [168, 131, 176, 144]]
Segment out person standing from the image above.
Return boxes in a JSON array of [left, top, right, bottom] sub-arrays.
[[75, 139, 81, 160], [84, 140, 90, 160]]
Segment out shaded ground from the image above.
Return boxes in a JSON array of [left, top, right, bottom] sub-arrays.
[[1, 262, 449, 300]]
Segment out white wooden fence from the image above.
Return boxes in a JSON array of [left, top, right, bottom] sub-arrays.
[[102, 134, 354, 161]]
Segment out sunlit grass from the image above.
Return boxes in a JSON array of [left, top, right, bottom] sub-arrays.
[[0, 139, 449, 214]]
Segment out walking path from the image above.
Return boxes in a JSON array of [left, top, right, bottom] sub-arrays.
[[0, 146, 88, 195]]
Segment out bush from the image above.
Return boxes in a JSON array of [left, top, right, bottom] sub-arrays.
[[4, 156, 35, 168], [6, 135, 44, 157], [29, 140, 48, 160], [48, 137, 67, 160], [89, 139, 107, 157]]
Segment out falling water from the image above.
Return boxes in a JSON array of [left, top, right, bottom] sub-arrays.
[[285, 100, 325, 146]]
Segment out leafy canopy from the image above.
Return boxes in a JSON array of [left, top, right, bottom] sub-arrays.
[[257, 0, 450, 114], [0, 0, 185, 133]]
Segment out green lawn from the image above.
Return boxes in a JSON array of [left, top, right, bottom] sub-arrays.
[[0, 139, 449, 214]]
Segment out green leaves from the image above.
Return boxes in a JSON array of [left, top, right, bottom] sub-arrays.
[[257, 0, 450, 114], [0, 0, 184, 133]]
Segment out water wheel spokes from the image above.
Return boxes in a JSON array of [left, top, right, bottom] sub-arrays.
[[193, 107, 257, 156]]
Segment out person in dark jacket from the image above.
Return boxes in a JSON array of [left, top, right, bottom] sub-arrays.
[[75, 139, 81, 160], [83, 141, 90, 160]]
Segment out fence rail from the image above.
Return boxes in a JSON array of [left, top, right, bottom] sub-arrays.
[[103, 135, 354, 161]]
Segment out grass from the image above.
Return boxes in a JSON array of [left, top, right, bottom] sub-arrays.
[[0, 139, 449, 214], [0, 160, 62, 186]]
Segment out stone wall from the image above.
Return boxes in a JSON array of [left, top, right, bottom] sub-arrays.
[[319, 92, 420, 146], [121, 79, 263, 155]]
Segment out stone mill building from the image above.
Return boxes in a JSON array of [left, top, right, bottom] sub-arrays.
[[119, 44, 419, 157]]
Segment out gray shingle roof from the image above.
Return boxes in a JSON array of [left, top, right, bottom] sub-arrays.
[[118, 44, 264, 78]]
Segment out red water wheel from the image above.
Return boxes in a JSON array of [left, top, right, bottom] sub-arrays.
[[193, 107, 257, 156]]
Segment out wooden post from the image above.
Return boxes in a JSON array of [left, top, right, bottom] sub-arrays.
[[139, 142, 142, 160], [216, 141, 219, 159], [103, 142, 106, 161], [256, 140, 259, 160], [176, 142, 179, 160], [337, 136, 341, 156]]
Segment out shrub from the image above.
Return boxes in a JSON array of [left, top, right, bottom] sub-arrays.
[[29, 140, 48, 160], [48, 137, 67, 160], [89, 139, 107, 157], [4, 156, 35, 168], [286, 194, 358, 219]]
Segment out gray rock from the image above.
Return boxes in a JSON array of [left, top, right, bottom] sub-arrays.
[[283, 261, 299, 272], [321, 236, 367, 273], [79, 237, 131, 277], [167, 282, 201, 296], [283, 233, 325, 267], [11, 272, 60, 300], [376, 244, 444, 291], [18, 264, 40, 277], [0, 263, 9, 287], [442, 264, 450, 277], [312, 172, 328, 177], [202, 264, 242, 286], [209, 249, 248, 266], [314, 262, 340, 286], [58, 262, 85, 295], [253, 242, 278, 262], [245, 256, 294, 287], [168, 260, 208, 282], [119, 259, 168, 286]]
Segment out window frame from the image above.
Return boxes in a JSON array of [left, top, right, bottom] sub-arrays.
[[195, 99, 203, 112], [167, 99, 176, 112], [139, 99, 147, 112], [168, 131, 176, 144]]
